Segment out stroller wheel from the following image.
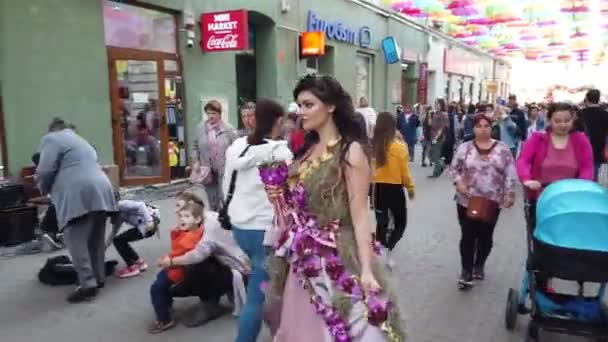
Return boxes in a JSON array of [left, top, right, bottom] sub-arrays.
[[525, 321, 539, 342], [505, 288, 519, 331]]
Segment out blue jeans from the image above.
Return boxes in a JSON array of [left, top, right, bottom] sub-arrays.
[[150, 270, 173, 322], [232, 227, 268, 342]]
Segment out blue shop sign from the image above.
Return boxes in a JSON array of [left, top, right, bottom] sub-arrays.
[[307, 10, 371, 48], [381, 36, 401, 64]]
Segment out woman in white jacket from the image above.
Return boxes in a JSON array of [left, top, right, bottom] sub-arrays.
[[223, 98, 294, 342]]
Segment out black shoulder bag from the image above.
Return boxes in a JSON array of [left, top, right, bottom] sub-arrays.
[[218, 144, 254, 230]]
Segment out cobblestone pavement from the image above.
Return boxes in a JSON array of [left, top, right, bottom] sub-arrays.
[[0, 156, 599, 342]]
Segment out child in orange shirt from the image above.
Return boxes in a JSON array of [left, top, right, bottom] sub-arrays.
[[149, 201, 204, 334]]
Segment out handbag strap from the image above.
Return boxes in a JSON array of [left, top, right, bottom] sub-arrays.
[[225, 140, 269, 205], [224, 145, 253, 205]]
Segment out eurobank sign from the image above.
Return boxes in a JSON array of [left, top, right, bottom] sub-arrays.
[[307, 11, 371, 48]]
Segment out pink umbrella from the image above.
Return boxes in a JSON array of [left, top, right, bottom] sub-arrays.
[[447, 0, 474, 10]]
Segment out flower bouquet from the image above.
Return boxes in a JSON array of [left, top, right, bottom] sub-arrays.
[[258, 160, 291, 247]]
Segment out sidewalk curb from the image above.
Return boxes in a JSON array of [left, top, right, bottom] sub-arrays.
[[119, 178, 191, 197]]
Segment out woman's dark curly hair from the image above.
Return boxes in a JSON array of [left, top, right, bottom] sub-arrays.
[[292, 74, 368, 164]]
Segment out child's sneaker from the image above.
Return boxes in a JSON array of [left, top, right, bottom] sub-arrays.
[[116, 265, 141, 279], [134, 259, 148, 272]]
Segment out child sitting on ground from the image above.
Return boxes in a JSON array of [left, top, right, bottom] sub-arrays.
[[149, 200, 205, 334], [110, 200, 161, 278], [174, 190, 205, 215]]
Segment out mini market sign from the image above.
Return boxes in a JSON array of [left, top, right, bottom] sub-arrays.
[[201, 10, 249, 52]]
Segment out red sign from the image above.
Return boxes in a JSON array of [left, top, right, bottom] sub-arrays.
[[201, 10, 249, 52], [417, 62, 429, 104]]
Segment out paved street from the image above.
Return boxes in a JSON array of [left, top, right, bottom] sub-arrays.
[[0, 155, 597, 342]]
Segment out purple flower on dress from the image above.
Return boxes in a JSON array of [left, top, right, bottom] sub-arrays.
[[337, 274, 357, 293], [301, 256, 322, 278], [326, 255, 345, 281], [372, 239, 383, 255], [290, 182, 308, 209], [366, 292, 390, 327], [293, 232, 317, 257]]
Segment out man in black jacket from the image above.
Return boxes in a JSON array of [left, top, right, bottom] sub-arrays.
[[578, 89, 608, 177], [508, 94, 528, 143]]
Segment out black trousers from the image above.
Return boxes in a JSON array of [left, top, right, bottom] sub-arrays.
[[40, 204, 59, 236], [171, 257, 234, 302], [113, 227, 154, 266], [375, 184, 407, 250], [442, 138, 455, 165], [457, 204, 500, 272]]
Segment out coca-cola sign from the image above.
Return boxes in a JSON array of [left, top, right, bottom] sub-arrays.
[[201, 10, 249, 52]]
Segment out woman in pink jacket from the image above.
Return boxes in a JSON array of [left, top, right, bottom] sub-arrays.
[[517, 102, 594, 229], [516, 102, 594, 289]]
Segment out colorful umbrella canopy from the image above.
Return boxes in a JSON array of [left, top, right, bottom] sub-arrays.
[[385, 0, 607, 66]]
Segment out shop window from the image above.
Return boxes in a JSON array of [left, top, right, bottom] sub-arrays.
[[306, 58, 319, 75], [355, 53, 373, 105], [468, 82, 474, 104], [102, 0, 177, 53]]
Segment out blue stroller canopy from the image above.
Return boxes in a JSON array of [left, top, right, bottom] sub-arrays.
[[535, 179, 608, 253]]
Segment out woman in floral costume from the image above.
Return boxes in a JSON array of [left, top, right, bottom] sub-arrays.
[[265, 75, 405, 341]]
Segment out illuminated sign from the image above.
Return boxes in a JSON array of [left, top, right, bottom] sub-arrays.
[[300, 32, 326, 57]]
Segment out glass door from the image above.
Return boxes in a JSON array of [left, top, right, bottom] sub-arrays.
[[109, 56, 169, 185], [103, 0, 179, 186]]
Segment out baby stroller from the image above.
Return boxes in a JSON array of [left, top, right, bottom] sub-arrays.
[[505, 179, 608, 342]]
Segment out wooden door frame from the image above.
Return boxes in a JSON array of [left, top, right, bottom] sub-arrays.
[[107, 47, 180, 186], [0, 84, 9, 178]]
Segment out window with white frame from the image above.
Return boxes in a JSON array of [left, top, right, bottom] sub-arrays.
[[305, 57, 319, 75], [355, 53, 373, 105]]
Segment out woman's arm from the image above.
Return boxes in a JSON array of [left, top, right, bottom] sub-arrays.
[[35, 135, 61, 195], [222, 144, 236, 197], [448, 143, 467, 183], [516, 134, 539, 182], [191, 124, 202, 163], [398, 143, 415, 198], [168, 239, 218, 266], [344, 142, 375, 277], [502, 146, 518, 206]]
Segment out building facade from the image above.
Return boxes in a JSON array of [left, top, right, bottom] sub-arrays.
[[0, 0, 509, 185]]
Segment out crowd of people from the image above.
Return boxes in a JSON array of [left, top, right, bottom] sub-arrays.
[[30, 74, 608, 341]]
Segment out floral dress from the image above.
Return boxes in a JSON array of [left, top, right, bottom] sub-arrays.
[[266, 138, 405, 342]]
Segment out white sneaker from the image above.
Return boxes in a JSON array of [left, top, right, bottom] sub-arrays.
[[42, 233, 63, 249]]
